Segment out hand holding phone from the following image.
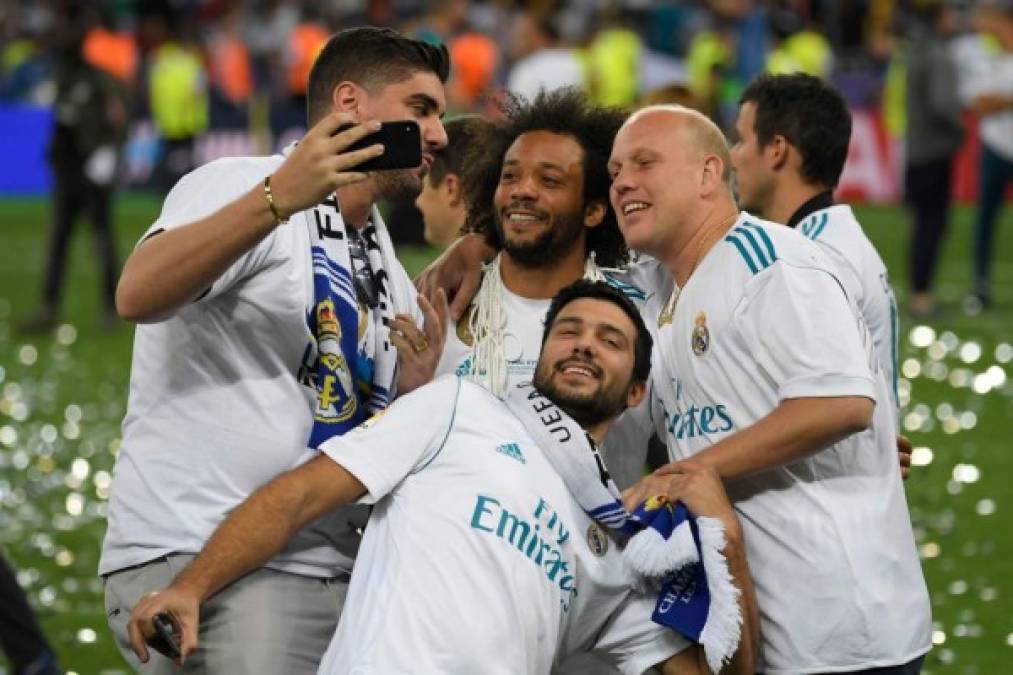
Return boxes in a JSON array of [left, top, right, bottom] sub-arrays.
[[150, 613, 181, 660], [336, 120, 422, 172]]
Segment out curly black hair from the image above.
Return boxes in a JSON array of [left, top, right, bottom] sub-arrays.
[[462, 88, 630, 268]]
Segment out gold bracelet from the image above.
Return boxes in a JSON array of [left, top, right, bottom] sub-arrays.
[[263, 174, 288, 225]]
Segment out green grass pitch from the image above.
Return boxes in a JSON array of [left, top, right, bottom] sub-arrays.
[[0, 195, 1010, 674]]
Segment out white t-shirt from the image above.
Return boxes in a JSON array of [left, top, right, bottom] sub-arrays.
[[99, 154, 419, 578], [968, 48, 1013, 161], [638, 215, 931, 673], [435, 273, 549, 388], [797, 205, 899, 413], [507, 48, 586, 101], [433, 262, 655, 491], [318, 376, 688, 674]]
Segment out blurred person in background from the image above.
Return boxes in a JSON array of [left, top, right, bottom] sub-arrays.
[[506, 10, 585, 101], [445, 28, 499, 112], [968, 0, 1013, 309], [285, 5, 329, 110], [409, 0, 469, 46], [147, 11, 208, 194], [765, 3, 834, 77], [903, 0, 964, 317], [731, 73, 901, 412], [19, 7, 127, 333], [82, 8, 138, 87], [0, 5, 54, 104], [584, 9, 643, 108], [244, 0, 297, 95], [0, 554, 62, 675], [206, 3, 252, 127], [415, 115, 492, 248]]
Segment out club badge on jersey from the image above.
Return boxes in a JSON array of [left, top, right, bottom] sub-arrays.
[[586, 523, 609, 557], [692, 312, 710, 356]]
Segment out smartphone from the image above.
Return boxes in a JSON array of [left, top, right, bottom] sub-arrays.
[[150, 613, 181, 660], [339, 120, 422, 172]]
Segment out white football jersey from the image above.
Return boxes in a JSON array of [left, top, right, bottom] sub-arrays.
[[435, 274, 549, 388], [643, 214, 930, 673], [434, 262, 657, 491], [317, 376, 688, 674], [796, 204, 900, 412]]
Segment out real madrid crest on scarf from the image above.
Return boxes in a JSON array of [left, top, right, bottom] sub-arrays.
[[692, 311, 710, 356], [314, 298, 357, 424], [303, 198, 402, 449]]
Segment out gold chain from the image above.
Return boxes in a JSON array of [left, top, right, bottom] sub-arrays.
[[657, 212, 738, 328]]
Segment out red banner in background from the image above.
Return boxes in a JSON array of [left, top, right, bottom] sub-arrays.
[[0, 104, 1003, 202], [836, 110, 990, 204]]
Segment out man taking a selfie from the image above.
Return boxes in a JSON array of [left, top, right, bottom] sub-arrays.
[[100, 27, 450, 674]]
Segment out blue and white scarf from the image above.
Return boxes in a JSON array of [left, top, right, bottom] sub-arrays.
[[505, 381, 741, 672], [304, 197, 407, 448]]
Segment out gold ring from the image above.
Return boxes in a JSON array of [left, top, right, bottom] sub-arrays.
[[412, 339, 428, 353]]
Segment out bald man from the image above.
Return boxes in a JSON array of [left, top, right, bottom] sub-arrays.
[[609, 106, 930, 675]]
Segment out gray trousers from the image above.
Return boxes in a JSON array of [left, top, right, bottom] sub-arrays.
[[105, 555, 348, 674]]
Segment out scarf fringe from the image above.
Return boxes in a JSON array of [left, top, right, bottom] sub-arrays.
[[623, 521, 699, 579], [696, 516, 743, 674], [468, 253, 610, 398]]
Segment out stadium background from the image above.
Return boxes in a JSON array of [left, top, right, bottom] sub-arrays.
[[0, 0, 1010, 673]]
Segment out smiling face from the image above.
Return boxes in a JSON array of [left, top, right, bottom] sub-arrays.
[[608, 110, 703, 258], [492, 130, 600, 268], [356, 71, 449, 200], [534, 297, 643, 427]]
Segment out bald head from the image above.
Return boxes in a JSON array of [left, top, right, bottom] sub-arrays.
[[623, 105, 733, 186]]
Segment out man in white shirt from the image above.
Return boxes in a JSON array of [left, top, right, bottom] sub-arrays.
[[729, 72, 901, 415], [435, 89, 630, 389], [432, 88, 653, 493], [101, 27, 451, 674], [609, 106, 931, 674], [506, 11, 586, 101], [126, 281, 758, 675], [968, 1, 1013, 307]]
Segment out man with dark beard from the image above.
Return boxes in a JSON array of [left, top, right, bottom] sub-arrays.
[[127, 280, 758, 675], [433, 88, 631, 401], [102, 28, 451, 673]]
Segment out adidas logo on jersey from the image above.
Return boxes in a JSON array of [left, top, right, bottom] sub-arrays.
[[496, 442, 526, 464]]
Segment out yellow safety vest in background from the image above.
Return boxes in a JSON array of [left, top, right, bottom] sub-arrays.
[[149, 42, 209, 140]]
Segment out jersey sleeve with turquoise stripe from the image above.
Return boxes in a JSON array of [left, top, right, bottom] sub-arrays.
[[319, 374, 461, 503], [796, 205, 899, 413], [724, 215, 879, 401]]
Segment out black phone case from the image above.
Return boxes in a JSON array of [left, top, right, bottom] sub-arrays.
[[151, 613, 181, 659], [342, 121, 422, 172]]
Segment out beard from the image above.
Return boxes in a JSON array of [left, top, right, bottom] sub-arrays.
[[532, 357, 630, 428], [373, 168, 424, 202], [495, 204, 585, 268]]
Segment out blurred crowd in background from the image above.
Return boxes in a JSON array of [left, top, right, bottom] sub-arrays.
[[0, 0, 1001, 166], [0, 0, 1010, 314]]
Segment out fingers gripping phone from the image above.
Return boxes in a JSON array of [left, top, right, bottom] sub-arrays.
[[339, 120, 422, 171], [150, 613, 181, 660]]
